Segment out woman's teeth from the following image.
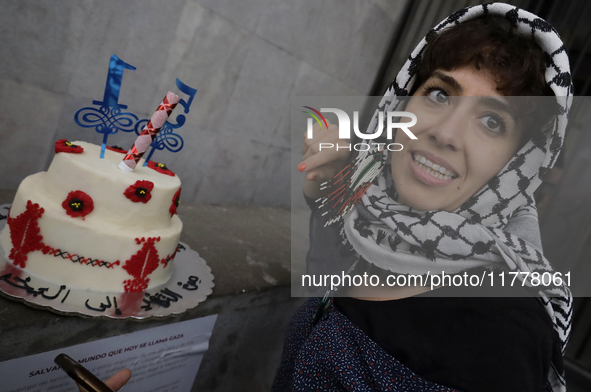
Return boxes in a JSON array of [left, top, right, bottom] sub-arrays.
[[413, 153, 457, 180]]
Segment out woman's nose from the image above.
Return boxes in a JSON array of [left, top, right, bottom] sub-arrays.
[[425, 109, 466, 151]]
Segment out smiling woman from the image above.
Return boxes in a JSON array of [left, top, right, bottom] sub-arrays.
[[276, 3, 573, 392], [393, 66, 526, 212]]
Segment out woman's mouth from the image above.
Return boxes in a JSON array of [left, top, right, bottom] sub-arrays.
[[410, 152, 458, 185]]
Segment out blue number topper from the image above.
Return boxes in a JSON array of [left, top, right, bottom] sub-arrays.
[[74, 55, 139, 158], [135, 78, 197, 166], [74, 55, 197, 162]]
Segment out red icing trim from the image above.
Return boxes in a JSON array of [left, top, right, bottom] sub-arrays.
[[170, 188, 181, 216], [147, 160, 176, 177], [62, 190, 94, 218], [55, 139, 84, 154], [6, 200, 45, 268], [124, 180, 154, 204], [5, 203, 178, 291], [122, 237, 162, 292], [41, 245, 121, 268], [160, 246, 178, 268]]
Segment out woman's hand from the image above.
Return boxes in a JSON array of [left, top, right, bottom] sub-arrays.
[[299, 119, 351, 199], [77, 368, 131, 392]]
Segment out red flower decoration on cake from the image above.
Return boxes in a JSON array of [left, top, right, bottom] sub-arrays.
[[106, 145, 128, 154], [55, 139, 84, 154], [147, 160, 176, 177], [62, 190, 94, 218], [170, 188, 181, 216], [124, 180, 154, 203], [6, 200, 45, 267]]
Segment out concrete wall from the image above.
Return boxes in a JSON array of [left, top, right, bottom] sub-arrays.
[[0, 0, 408, 207]]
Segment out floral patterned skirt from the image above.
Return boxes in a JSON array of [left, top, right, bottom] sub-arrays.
[[271, 297, 464, 392]]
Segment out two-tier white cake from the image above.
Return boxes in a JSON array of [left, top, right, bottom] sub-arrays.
[[0, 140, 182, 292]]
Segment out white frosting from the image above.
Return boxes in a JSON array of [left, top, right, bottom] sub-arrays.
[[0, 141, 182, 292]]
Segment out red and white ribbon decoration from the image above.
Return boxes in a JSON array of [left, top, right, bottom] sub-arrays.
[[119, 91, 180, 172]]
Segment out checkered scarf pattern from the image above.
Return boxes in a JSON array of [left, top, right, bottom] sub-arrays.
[[335, 3, 573, 391]]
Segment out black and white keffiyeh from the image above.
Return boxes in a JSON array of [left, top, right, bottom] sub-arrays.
[[321, 3, 573, 391]]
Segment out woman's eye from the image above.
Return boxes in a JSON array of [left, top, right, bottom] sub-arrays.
[[479, 115, 505, 134], [427, 89, 449, 104]]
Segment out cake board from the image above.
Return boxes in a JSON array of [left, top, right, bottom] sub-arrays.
[[0, 204, 214, 320]]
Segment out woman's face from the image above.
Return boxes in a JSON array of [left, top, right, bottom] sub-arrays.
[[391, 65, 524, 212]]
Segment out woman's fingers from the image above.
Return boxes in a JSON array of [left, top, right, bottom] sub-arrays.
[[301, 119, 351, 197], [305, 162, 347, 182], [77, 368, 131, 392], [302, 146, 349, 180], [302, 121, 335, 154], [301, 120, 349, 168], [105, 369, 131, 391], [302, 121, 325, 154]]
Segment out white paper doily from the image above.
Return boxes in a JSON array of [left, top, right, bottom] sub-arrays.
[[0, 204, 214, 320]]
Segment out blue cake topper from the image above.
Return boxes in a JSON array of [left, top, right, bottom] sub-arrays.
[[74, 55, 197, 162], [74, 55, 140, 158], [135, 79, 197, 165]]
